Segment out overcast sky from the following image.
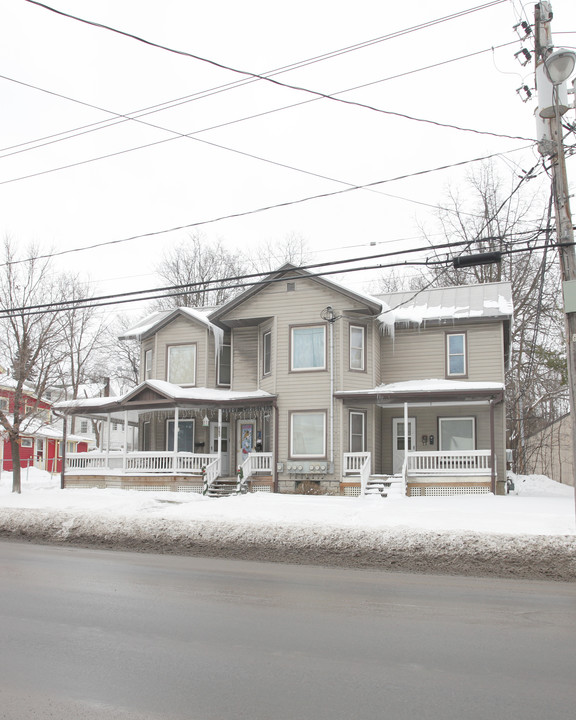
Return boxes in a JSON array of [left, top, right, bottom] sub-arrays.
[[0, 0, 575, 316]]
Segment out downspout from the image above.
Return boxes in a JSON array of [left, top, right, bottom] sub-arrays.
[[490, 398, 496, 494]]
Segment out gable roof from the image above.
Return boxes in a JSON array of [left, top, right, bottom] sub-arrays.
[[209, 264, 383, 326], [120, 306, 219, 341]]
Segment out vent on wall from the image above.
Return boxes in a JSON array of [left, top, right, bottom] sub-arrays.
[[286, 282, 295, 292]]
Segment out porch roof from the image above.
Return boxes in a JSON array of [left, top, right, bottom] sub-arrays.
[[335, 378, 505, 405], [54, 379, 276, 415]]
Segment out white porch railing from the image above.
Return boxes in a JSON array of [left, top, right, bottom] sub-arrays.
[[343, 452, 371, 495], [66, 451, 219, 475], [405, 450, 494, 476], [239, 452, 273, 480]]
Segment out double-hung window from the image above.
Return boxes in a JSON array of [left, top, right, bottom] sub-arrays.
[[144, 349, 153, 380], [446, 332, 467, 377], [167, 344, 196, 385], [218, 344, 231, 386], [263, 331, 272, 376], [350, 325, 365, 371], [291, 325, 326, 371], [290, 412, 326, 457]]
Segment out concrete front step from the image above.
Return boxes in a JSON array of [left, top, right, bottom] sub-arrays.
[[207, 477, 238, 498]]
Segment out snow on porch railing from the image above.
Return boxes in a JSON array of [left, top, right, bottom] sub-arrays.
[[405, 450, 494, 476], [343, 452, 371, 495], [65, 451, 218, 475]]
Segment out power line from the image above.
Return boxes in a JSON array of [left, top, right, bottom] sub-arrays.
[[0, 145, 535, 270], [26, 0, 530, 143], [0, 39, 523, 164], [0, 229, 555, 318]]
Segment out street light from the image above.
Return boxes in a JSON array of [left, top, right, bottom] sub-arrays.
[[544, 49, 576, 85]]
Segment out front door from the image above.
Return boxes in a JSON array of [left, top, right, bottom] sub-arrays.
[[236, 420, 256, 472], [210, 422, 230, 476], [392, 417, 415, 474]]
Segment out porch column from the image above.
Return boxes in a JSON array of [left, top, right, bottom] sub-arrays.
[[218, 408, 222, 475], [105, 413, 111, 469], [403, 401, 409, 463], [490, 399, 496, 494], [173, 406, 180, 472], [60, 415, 67, 490], [122, 410, 128, 472]]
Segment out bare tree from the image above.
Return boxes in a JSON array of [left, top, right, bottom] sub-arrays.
[[381, 164, 566, 473], [0, 240, 67, 493], [104, 314, 141, 393], [155, 233, 247, 309], [55, 275, 110, 433], [248, 232, 312, 274]]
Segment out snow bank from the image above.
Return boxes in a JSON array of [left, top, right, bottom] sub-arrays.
[[1, 469, 574, 581]]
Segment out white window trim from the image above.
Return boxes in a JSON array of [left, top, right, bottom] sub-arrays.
[[263, 331, 272, 376], [167, 344, 197, 386], [21, 437, 33, 448], [446, 332, 467, 377], [349, 325, 366, 371], [144, 348, 153, 380], [290, 325, 326, 372], [166, 418, 196, 452], [439, 416, 476, 451], [217, 343, 232, 387], [290, 411, 326, 458]]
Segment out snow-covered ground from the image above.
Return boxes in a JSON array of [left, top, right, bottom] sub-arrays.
[[0, 468, 574, 536]]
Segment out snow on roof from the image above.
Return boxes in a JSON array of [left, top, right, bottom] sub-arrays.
[[375, 282, 513, 334], [337, 378, 505, 396], [144, 379, 273, 403], [55, 380, 275, 413], [119, 306, 218, 341]]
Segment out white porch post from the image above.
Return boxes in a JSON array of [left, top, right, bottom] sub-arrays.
[[105, 413, 111, 469], [490, 399, 496, 494], [218, 408, 222, 476], [403, 402, 409, 458], [122, 410, 128, 472], [173, 406, 180, 472]]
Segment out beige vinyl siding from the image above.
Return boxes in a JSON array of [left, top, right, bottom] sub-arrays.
[[381, 323, 505, 383], [232, 327, 258, 390], [155, 316, 211, 386]]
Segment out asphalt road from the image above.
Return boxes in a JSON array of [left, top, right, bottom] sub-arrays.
[[1, 541, 575, 720]]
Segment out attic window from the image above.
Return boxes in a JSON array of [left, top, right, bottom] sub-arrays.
[[286, 282, 295, 292]]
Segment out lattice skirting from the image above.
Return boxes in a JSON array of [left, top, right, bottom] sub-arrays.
[[408, 485, 491, 497]]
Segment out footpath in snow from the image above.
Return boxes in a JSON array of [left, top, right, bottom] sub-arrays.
[[0, 469, 575, 581]]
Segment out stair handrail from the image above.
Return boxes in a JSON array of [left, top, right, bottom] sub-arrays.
[[359, 453, 372, 496]]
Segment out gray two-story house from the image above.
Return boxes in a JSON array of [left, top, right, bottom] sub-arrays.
[[58, 265, 512, 496]]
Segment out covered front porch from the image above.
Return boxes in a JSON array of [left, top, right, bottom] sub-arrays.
[[56, 380, 277, 494], [337, 379, 506, 496]]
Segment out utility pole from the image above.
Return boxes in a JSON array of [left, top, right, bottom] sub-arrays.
[[534, 2, 576, 516]]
